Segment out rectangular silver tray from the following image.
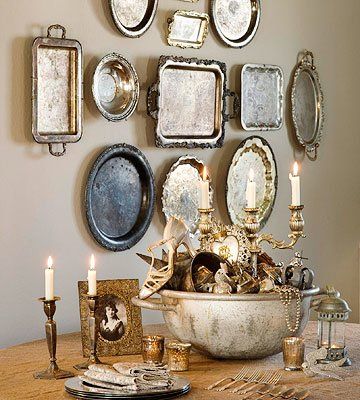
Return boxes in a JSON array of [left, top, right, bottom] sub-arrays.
[[241, 63, 284, 131], [148, 55, 235, 148], [32, 25, 83, 155]]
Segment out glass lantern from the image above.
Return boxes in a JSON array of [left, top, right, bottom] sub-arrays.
[[316, 287, 351, 366]]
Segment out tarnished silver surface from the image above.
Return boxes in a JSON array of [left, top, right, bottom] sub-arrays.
[[148, 55, 235, 148], [92, 53, 139, 122], [291, 51, 324, 159], [162, 156, 213, 234], [32, 25, 83, 156], [109, 0, 158, 38], [241, 64, 284, 131], [226, 136, 277, 229], [211, 0, 261, 48], [133, 287, 321, 359], [167, 10, 209, 49]]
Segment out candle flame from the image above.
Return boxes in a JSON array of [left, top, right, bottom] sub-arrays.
[[249, 168, 255, 181], [47, 256, 53, 269], [90, 254, 96, 271], [202, 166, 208, 181], [293, 162, 299, 176]]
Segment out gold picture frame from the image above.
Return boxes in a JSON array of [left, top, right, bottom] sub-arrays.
[[78, 279, 142, 357]]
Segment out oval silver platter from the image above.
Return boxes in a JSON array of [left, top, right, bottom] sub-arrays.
[[65, 376, 191, 399], [86, 144, 155, 252], [109, 0, 158, 38], [162, 156, 213, 235], [211, 0, 261, 48], [92, 53, 139, 122], [226, 136, 277, 229]]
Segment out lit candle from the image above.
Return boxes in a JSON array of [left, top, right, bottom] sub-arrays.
[[289, 162, 301, 206], [246, 168, 256, 208], [45, 256, 54, 300], [199, 167, 210, 209], [87, 254, 97, 295]]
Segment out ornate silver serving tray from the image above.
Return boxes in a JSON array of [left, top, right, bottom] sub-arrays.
[[148, 55, 236, 148], [109, 0, 158, 38], [162, 156, 213, 234], [167, 10, 209, 49], [32, 25, 83, 157], [226, 136, 277, 229], [291, 50, 324, 160], [211, 0, 261, 48], [92, 53, 139, 122], [241, 63, 284, 131]]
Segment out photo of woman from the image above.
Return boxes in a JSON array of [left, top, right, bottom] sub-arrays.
[[99, 295, 127, 342]]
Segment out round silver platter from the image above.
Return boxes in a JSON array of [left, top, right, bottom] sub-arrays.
[[92, 53, 139, 122], [65, 376, 191, 399]]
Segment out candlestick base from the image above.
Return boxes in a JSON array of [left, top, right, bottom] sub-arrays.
[[73, 355, 106, 371], [34, 362, 74, 380]]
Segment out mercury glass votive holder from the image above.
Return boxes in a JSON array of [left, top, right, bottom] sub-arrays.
[[282, 337, 305, 371], [166, 342, 191, 372], [142, 335, 165, 365]]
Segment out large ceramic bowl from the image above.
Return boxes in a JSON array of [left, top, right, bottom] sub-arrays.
[[133, 287, 322, 359]]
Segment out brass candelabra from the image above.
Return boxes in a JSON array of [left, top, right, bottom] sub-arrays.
[[34, 297, 74, 380]]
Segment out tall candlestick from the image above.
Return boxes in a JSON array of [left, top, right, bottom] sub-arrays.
[[88, 254, 97, 296], [199, 166, 210, 209], [289, 162, 301, 206], [246, 168, 256, 208], [45, 256, 54, 301]]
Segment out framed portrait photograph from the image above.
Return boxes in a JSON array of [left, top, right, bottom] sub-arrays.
[[78, 279, 143, 357]]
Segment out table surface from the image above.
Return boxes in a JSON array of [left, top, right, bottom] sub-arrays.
[[0, 322, 359, 400]]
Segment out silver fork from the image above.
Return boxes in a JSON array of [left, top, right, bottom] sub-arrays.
[[215, 367, 255, 392], [239, 370, 283, 399], [220, 369, 262, 392], [232, 370, 273, 395], [205, 367, 250, 390]]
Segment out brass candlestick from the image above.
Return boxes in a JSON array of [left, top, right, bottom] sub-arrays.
[[74, 294, 105, 370], [198, 208, 214, 248], [33, 297, 74, 380]]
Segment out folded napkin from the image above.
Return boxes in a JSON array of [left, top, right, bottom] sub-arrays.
[[113, 362, 169, 377]]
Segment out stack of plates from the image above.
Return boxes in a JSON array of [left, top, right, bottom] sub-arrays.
[[65, 376, 191, 399]]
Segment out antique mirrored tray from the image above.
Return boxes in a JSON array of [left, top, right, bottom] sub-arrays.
[[167, 10, 209, 49], [32, 24, 83, 157], [109, 0, 158, 38], [148, 55, 237, 148], [226, 136, 277, 229], [241, 63, 284, 131], [211, 0, 261, 48], [162, 156, 213, 234], [291, 50, 324, 160], [92, 53, 139, 122], [86, 144, 155, 251]]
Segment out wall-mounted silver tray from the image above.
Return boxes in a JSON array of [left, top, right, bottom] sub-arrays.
[[211, 0, 261, 48], [92, 53, 139, 122], [162, 156, 213, 234], [109, 0, 158, 38], [226, 136, 277, 229], [291, 50, 324, 160], [32, 25, 83, 157], [86, 144, 155, 252], [167, 10, 209, 49], [148, 55, 237, 148], [241, 63, 284, 131]]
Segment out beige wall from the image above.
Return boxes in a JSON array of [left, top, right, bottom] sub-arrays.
[[0, 0, 359, 348]]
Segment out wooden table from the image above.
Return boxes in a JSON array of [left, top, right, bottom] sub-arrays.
[[0, 322, 359, 400]]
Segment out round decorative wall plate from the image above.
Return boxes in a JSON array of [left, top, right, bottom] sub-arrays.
[[162, 156, 213, 234], [86, 144, 155, 251], [211, 0, 261, 48], [109, 0, 158, 38], [226, 136, 277, 229]]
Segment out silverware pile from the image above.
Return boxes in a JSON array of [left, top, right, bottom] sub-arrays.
[[205, 367, 310, 399]]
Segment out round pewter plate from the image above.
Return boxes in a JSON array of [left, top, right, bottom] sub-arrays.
[[226, 136, 277, 229], [211, 0, 261, 48], [86, 144, 155, 251], [109, 0, 159, 38], [65, 376, 191, 399], [162, 156, 213, 235], [93, 53, 139, 122]]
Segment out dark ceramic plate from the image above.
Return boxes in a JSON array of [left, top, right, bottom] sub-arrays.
[[86, 144, 155, 251]]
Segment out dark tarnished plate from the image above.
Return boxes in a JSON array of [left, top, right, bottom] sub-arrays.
[[86, 144, 155, 251]]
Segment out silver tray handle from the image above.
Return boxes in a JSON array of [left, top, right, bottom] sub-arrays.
[[223, 89, 240, 122], [147, 84, 159, 120], [47, 24, 66, 39], [132, 296, 177, 313], [48, 143, 67, 157]]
